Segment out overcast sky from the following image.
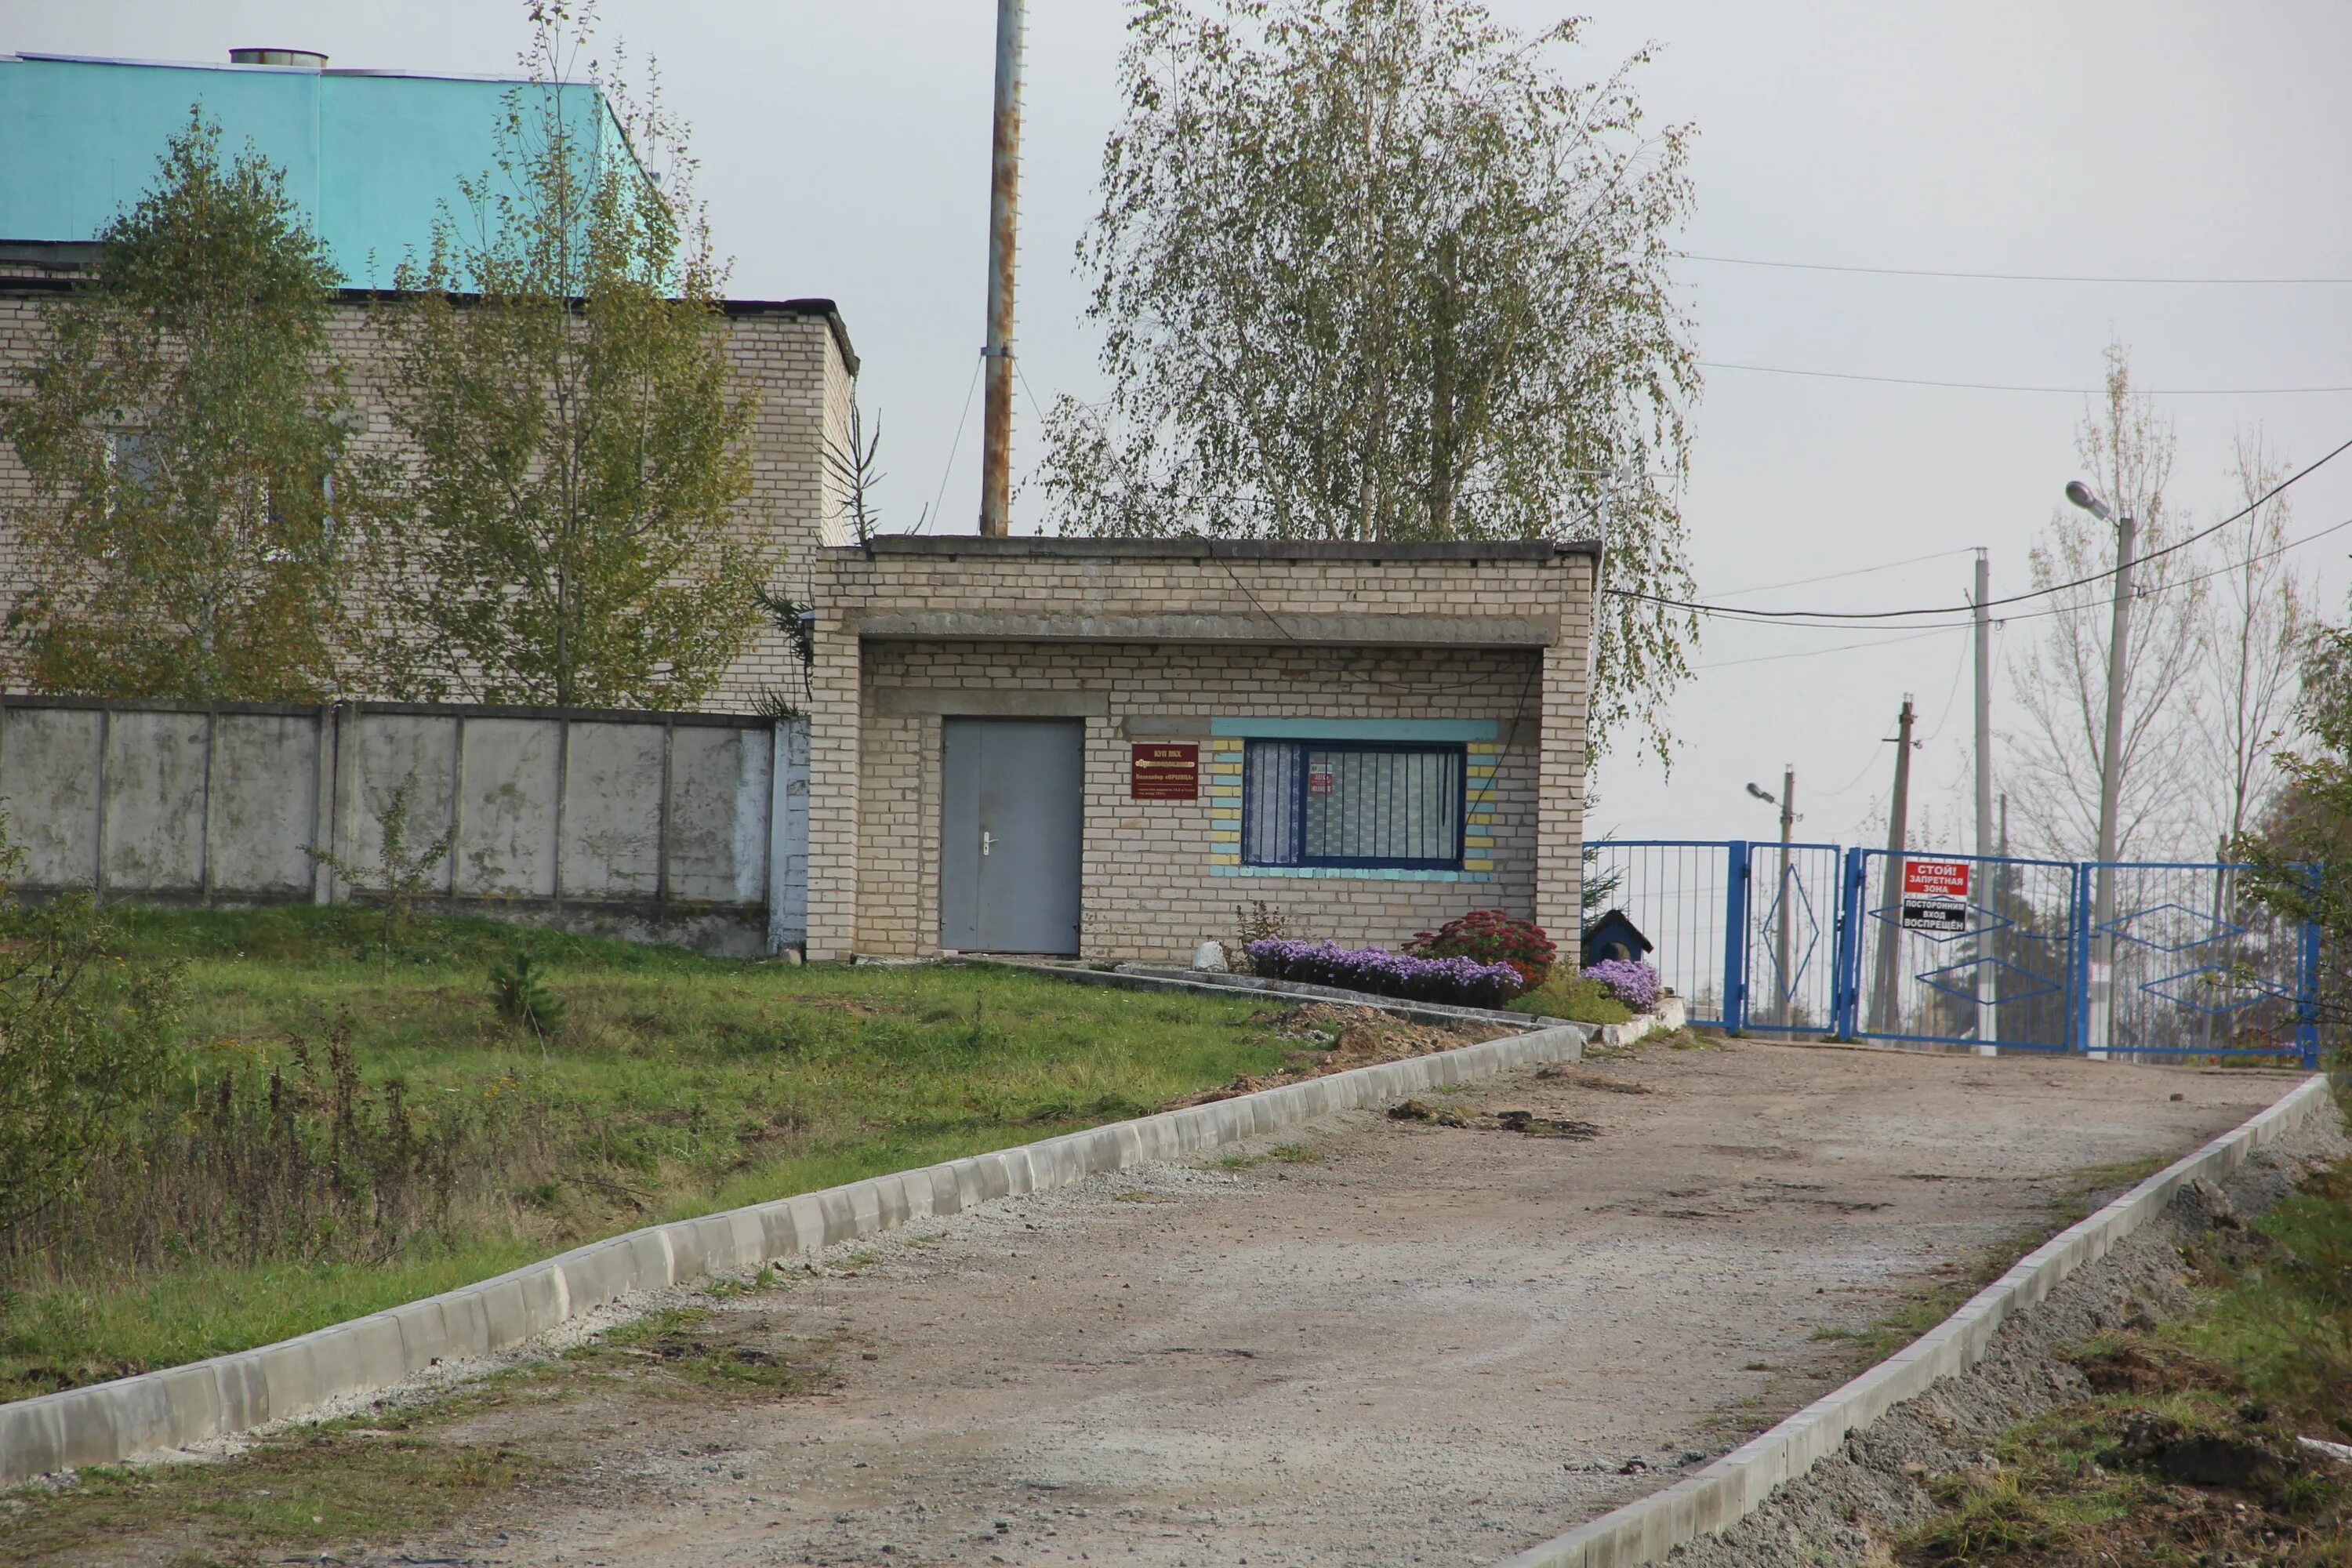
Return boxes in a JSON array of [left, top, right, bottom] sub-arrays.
[[17, 0, 2352, 849]]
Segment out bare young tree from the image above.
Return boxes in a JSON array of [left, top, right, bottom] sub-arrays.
[[2198, 428, 2310, 850], [2005, 346, 2208, 862]]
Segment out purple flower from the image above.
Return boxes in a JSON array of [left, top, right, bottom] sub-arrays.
[[1581, 959, 1661, 1012], [1244, 938, 1525, 1009]]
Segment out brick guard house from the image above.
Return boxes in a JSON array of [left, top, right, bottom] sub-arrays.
[[807, 538, 1595, 964], [0, 49, 1599, 965]]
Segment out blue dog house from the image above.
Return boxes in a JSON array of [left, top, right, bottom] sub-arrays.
[[1581, 909, 1651, 968]]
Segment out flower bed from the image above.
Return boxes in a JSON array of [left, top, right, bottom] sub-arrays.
[[1246, 938, 1524, 1010], [1581, 958, 1661, 1012], [1404, 909, 1556, 989]]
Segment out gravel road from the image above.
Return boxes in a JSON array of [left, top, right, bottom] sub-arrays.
[[371, 1041, 2303, 1567]]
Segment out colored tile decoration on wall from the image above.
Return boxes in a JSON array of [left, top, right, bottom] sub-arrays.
[[1463, 741, 1498, 873], [1200, 732, 1501, 882], [1205, 736, 1243, 866]]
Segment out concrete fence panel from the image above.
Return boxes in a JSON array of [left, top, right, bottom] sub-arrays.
[[209, 712, 324, 895], [0, 705, 101, 884], [0, 697, 806, 955]]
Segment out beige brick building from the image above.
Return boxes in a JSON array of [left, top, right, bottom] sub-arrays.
[[2, 264, 1598, 970], [0, 244, 858, 711], [807, 538, 1595, 964]]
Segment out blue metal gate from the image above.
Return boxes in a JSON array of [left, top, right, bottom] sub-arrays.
[[1589, 840, 2321, 1067]]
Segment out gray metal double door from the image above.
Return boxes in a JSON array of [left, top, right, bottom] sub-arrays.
[[941, 718, 1083, 955]]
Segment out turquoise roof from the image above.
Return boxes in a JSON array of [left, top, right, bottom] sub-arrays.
[[0, 53, 632, 287]]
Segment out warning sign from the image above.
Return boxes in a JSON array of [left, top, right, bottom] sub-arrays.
[[1900, 858, 1971, 933], [1130, 742, 1199, 801], [1307, 764, 1335, 796]]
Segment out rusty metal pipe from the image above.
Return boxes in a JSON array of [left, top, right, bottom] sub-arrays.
[[978, 0, 1023, 537]]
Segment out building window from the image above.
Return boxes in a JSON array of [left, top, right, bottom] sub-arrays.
[[1240, 739, 1465, 869]]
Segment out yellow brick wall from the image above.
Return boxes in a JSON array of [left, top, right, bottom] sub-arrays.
[[808, 546, 1595, 963]]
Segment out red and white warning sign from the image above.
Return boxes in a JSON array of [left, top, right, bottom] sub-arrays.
[[1900, 858, 1971, 933]]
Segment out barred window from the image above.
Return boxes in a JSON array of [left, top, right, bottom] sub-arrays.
[[1240, 740, 1465, 869]]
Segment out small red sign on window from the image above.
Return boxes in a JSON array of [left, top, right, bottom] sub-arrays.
[[1307, 765, 1336, 796], [1131, 742, 1200, 800]]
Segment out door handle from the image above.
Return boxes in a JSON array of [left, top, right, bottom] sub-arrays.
[[982, 830, 995, 857]]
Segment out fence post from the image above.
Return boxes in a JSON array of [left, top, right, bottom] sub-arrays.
[[1831, 847, 1864, 1039], [2065, 861, 2091, 1055], [2298, 865, 2323, 1070], [1722, 841, 1751, 1033]]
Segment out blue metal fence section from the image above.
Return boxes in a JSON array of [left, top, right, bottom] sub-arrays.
[[1844, 848, 2081, 1051], [1742, 842, 1845, 1035], [1591, 840, 2321, 1067], [1584, 840, 1740, 1027], [2074, 860, 2320, 1061]]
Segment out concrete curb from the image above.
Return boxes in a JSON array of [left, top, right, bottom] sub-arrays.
[[0, 1018, 1599, 1487], [1495, 1072, 2341, 1568]]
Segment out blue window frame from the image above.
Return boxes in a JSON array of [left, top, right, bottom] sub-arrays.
[[1240, 739, 1465, 869]]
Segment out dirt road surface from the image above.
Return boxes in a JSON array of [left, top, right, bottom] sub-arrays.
[[217, 1044, 2322, 1566]]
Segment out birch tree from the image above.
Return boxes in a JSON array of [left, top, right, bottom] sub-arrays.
[[2198, 429, 2310, 849], [2005, 347, 2207, 862], [0, 112, 356, 700], [1039, 0, 1700, 760], [361, 2, 760, 708]]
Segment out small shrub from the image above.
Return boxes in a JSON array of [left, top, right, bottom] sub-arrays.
[[1234, 900, 1289, 957], [1508, 975, 1633, 1025], [488, 949, 565, 1039], [1406, 909, 1555, 989], [1246, 938, 1523, 1009], [1582, 959, 1661, 1012], [0, 820, 183, 1242], [305, 775, 459, 960]]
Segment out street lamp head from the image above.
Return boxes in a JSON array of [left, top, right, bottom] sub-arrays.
[[2065, 480, 2113, 523], [1745, 782, 1776, 804]]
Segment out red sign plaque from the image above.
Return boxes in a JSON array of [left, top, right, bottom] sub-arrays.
[[1130, 742, 1200, 800], [1900, 857, 1971, 933]]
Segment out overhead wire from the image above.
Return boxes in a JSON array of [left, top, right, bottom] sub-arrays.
[[1686, 508, 2352, 674], [1697, 361, 2352, 397], [1711, 546, 1979, 600], [1607, 430, 2352, 625], [1676, 252, 2352, 286], [919, 351, 985, 536], [1690, 623, 1964, 671]]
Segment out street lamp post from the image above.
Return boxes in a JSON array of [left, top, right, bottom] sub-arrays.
[[1745, 771, 1797, 1028], [2066, 479, 2136, 1056]]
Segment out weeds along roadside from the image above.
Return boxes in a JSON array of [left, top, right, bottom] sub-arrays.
[[1897, 1098, 2352, 1568], [0, 901, 1298, 1403]]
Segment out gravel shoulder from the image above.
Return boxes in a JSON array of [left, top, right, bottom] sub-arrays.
[[17, 1039, 2309, 1568]]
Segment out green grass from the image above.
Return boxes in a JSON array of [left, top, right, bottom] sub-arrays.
[[0, 905, 1299, 1403], [1506, 974, 1634, 1024], [1897, 1152, 2352, 1566], [0, 1411, 544, 1567]]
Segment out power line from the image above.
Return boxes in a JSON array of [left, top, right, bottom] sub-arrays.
[[1690, 624, 1965, 670], [1711, 546, 1978, 600], [1700, 361, 2352, 397], [1684, 507, 2352, 662], [1677, 252, 2352, 286], [1606, 431, 2352, 625], [920, 351, 985, 535]]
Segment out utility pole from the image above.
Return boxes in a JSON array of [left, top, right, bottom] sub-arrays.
[[1868, 695, 1916, 1035], [1777, 765, 1795, 1029], [1973, 549, 1995, 1054], [2066, 480, 2137, 1055], [978, 0, 1024, 538]]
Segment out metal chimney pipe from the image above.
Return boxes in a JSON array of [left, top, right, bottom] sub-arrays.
[[978, 0, 1024, 538]]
